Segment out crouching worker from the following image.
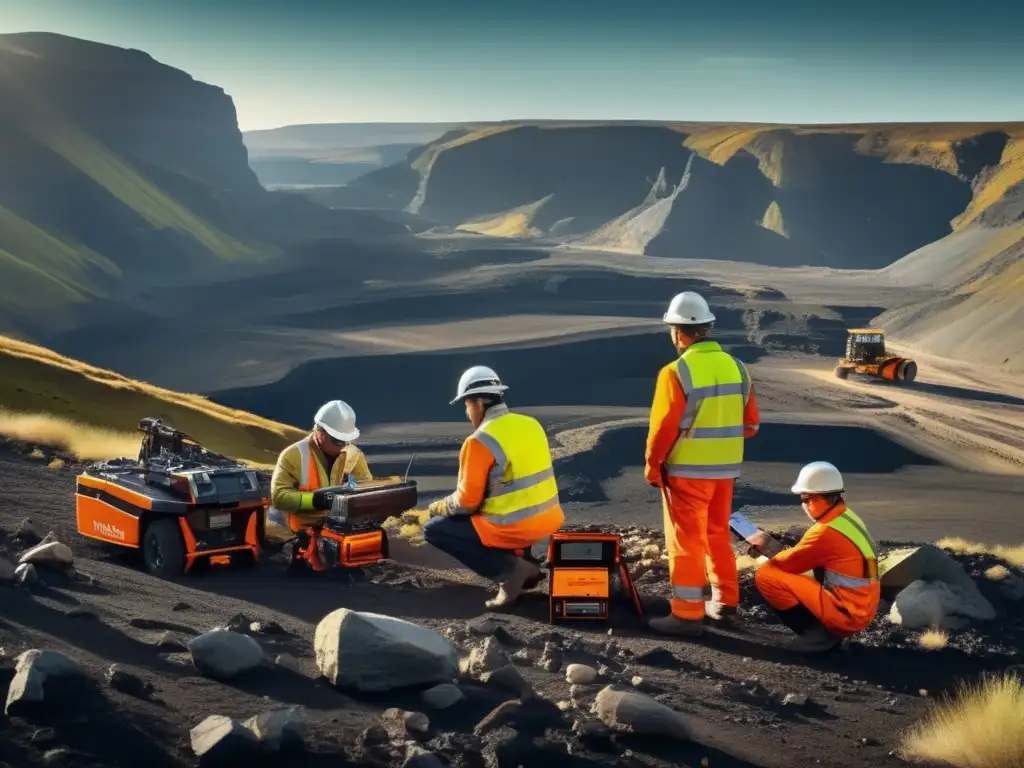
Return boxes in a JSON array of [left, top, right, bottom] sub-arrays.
[[754, 461, 880, 653], [423, 365, 564, 608], [265, 400, 372, 568]]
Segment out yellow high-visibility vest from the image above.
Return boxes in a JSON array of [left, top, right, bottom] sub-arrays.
[[666, 341, 750, 479], [823, 507, 879, 589], [473, 411, 560, 526]]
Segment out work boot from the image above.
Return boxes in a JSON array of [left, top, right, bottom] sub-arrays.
[[705, 602, 740, 629], [486, 557, 542, 609], [647, 615, 705, 637], [785, 624, 842, 654]]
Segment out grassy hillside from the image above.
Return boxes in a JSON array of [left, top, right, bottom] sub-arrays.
[[0, 335, 305, 464]]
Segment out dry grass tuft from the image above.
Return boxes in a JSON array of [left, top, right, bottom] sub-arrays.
[[47, 457, 65, 470], [735, 554, 765, 572], [898, 671, 1024, 767], [937, 536, 1024, 569], [919, 628, 950, 651], [0, 409, 143, 461], [28, 447, 45, 459], [985, 565, 1011, 581]]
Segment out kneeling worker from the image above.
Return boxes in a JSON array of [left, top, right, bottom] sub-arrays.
[[754, 461, 880, 652], [266, 400, 373, 559], [423, 365, 564, 608]]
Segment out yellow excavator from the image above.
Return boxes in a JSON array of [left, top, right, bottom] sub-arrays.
[[834, 329, 917, 383]]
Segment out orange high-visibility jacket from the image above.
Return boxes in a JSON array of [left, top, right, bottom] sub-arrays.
[[645, 351, 760, 484], [438, 404, 564, 549], [769, 503, 881, 629]]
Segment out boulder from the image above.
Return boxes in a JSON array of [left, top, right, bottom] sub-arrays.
[[18, 541, 73, 569], [889, 579, 997, 630], [190, 715, 260, 765], [592, 686, 693, 741], [314, 609, 459, 693], [243, 707, 305, 752], [566, 664, 598, 684], [481, 665, 534, 699], [878, 545, 977, 595], [5, 649, 86, 716], [187, 629, 265, 679]]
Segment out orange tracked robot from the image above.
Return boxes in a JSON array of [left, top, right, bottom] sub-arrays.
[[75, 418, 417, 578], [833, 329, 917, 383]]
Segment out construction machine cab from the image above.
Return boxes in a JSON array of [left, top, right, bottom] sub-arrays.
[[834, 328, 917, 383], [845, 329, 887, 364]]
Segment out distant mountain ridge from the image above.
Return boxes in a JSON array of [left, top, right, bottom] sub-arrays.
[[0, 32, 405, 340], [326, 120, 1024, 269]]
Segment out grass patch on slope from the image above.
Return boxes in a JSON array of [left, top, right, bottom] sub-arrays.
[[410, 125, 517, 177], [0, 203, 120, 313], [898, 671, 1024, 767], [0, 335, 305, 465], [34, 121, 257, 261], [937, 536, 1024, 568], [953, 138, 1024, 229], [455, 195, 554, 237]]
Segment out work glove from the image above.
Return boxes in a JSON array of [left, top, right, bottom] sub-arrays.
[[645, 464, 663, 488], [426, 498, 450, 518], [311, 488, 336, 511]]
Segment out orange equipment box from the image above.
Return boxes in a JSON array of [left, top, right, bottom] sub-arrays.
[[546, 531, 643, 622]]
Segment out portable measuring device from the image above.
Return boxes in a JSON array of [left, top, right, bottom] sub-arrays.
[[545, 531, 644, 622]]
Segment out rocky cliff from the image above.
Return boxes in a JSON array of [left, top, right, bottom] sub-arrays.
[[336, 121, 1024, 269], [0, 32, 403, 340]]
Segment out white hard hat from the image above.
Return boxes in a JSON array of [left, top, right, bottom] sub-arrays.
[[663, 291, 715, 325], [791, 461, 844, 495], [313, 399, 360, 441], [451, 365, 508, 405]]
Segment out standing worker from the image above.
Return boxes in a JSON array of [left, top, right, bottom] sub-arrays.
[[423, 365, 564, 608], [754, 461, 880, 653], [645, 291, 761, 636], [266, 400, 373, 565]]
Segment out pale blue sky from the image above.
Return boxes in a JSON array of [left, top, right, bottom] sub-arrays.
[[2, 0, 1022, 130]]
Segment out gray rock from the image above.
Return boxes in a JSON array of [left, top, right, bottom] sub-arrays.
[[187, 629, 265, 679], [382, 708, 431, 740], [18, 541, 73, 569], [510, 648, 535, 666], [782, 693, 808, 707], [5, 649, 86, 716], [190, 715, 260, 764], [475, 700, 521, 735], [315, 609, 459, 693], [540, 642, 563, 673], [889, 579, 996, 630], [357, 724, 390, 746], [592, 685, 693, 741], [14, 562, 37, 586], [566, 664, 598, 684], [481, 664, 533, 699], [421, 683, 465, 710], [467, 617, 500, 636], [243, 707, 305, 752], [467, 637, 509, 677], [878, 545, 978, 594], [106, 664, 154, 698]]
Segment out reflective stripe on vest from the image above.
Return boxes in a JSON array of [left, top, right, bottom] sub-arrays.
[[474, 412, 560, 526], [267, 438, 320, 526], [666, 341, 748, 479], [823, 507, 879, 590]]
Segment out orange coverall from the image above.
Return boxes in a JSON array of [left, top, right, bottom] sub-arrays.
[[645, 363, 760, 620], [754, 504, 881, 637]]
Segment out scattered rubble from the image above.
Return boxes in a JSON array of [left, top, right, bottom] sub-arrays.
[[314, 608, 459, 692], [382, 708, 431, 740], [186, 629, 266, 679]]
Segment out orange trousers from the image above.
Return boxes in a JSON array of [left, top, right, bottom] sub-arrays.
[[754, 561, 879, 637], [661, 477, 738, 620]]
